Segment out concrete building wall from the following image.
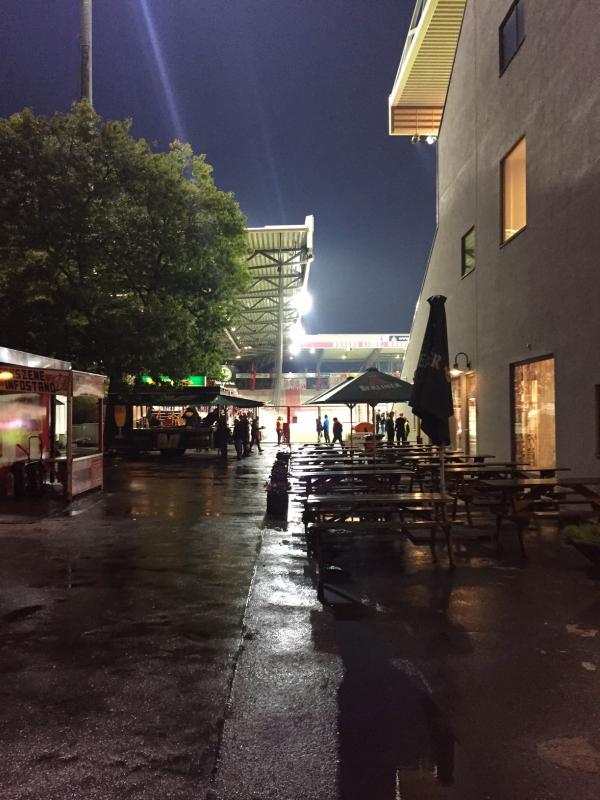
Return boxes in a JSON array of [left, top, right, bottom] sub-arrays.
[[402, 0, 600, 473]]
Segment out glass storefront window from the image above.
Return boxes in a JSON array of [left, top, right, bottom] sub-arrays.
[[451, 378, 463, 451], [501, 137, 527, 243], [512, 357, 555, 467], [466, 373, 478, 455]]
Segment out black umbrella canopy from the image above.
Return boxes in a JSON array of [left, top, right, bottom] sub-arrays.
[[305, 368, 412, 406], [409, 295, 454, 446]]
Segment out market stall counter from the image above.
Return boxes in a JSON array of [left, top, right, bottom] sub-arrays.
[[105, 387, 263, 457]]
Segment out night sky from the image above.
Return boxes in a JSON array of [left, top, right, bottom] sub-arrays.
[[1, 0, 436, 334]]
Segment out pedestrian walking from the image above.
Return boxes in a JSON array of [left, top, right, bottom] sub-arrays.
[[276, 416, 283, 445], [322, 414, 330, 444], [386, 412, 395, 446], [249, 415, 263, 453], [331, 417, 343, 447], [316, 415, 323, 443]]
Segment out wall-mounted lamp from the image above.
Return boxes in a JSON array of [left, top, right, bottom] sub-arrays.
[[450, 352, 472, 377]]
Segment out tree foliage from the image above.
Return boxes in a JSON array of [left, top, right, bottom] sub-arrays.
[[0, 103, 248, 383]]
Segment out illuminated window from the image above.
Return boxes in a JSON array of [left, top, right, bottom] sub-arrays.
[[450, 372, 478, 454], [501, 137, 527, 243], [466, 372, 478, 455], [461, 227, 475, 276], [511, 357, 555, 468], [500, 0, 525, 73]]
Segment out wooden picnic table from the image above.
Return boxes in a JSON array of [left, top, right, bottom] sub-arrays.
[[293, 466, 412, 496], [303, 491, 455, 565], [292, 454, 392, 467], [478, 475, 600, 556]]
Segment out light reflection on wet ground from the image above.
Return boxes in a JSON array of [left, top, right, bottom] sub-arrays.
[[2, 451, 600, 800], [0, 452, 270, 800], [214, 480, 600, 800]]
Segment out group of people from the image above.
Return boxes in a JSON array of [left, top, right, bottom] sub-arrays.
[[316, 414, 344, 446], [376, 411, 410, 446], [314, 410, 410, 447], [213, 412, 264, 460]]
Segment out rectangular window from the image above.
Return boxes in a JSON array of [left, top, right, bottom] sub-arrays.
[[500, 0, 525, 72], [511, 357, 556, 468], [501, 137, 526, 243], [461, 227, 475, 276]]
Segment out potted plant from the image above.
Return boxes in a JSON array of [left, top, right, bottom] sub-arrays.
[[561, 523, 600, 568], [265, 460, 291, 517]]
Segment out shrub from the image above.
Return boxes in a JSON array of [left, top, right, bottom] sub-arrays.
[[560, 523, 600, 545]]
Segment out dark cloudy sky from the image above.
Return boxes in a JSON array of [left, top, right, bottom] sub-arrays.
[[1, 0, 437, 334]]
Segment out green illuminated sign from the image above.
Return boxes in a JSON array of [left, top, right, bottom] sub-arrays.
[[141, 375, 206, 386]]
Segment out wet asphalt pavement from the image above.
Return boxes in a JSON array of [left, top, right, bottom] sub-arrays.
[[1, 449, 599, 799]]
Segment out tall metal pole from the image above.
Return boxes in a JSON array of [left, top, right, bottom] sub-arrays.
[[81, 0, 93, 104], [273, 262, 284, 407]]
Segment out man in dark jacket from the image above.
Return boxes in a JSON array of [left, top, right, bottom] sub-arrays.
[[331, 417, 343, 447], [386, 412, 395, 446], [214, 415, 230, 460], [396, 413, 410, 444], [249, 415, 263, 453]]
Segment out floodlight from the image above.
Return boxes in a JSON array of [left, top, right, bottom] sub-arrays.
[[292, 289, 312, 316]]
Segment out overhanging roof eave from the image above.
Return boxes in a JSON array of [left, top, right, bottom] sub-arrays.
[[388, 0, 466, 137]]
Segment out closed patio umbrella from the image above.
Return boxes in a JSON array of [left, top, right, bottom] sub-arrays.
[[409, 295, 454, 491]]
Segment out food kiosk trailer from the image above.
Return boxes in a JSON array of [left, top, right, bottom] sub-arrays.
[[0, 347, 106, 500]]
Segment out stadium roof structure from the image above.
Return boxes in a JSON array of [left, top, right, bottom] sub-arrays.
[[224, 216, 314, 362], [295, 333, 409, 367], [388, 0, 466, 137]]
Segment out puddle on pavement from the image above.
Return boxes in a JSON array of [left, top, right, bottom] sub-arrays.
[[334, 619, 456, 799], [2, 605, 44, 624]]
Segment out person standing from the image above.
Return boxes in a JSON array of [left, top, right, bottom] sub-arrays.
[[397, 413, 410, 444], [214, 415, 230, 460], [331, 417, 343, 447], [322, 414, 330, 444], [386, 412, 395, 446], [249, 415, 263, 453], [239, 413, 250, 456], [316, 415, 323, 443], [394, 414, 404, 445], [232, 416, 244, 460], [276, 416, 283, 445]]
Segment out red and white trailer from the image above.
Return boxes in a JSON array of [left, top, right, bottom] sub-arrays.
[[0, 347, 106, 500]]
